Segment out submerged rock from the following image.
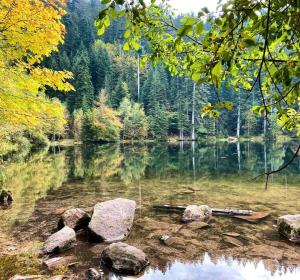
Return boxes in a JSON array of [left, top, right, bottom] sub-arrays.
[[223, 236, 243, 247], [182, 205, 212, 223], [0, 190, 13, 206], [223, 232, 241, 237], [277, 214, 300, 243], [85, 268, 104, 280], [58, 208, 90, 231], [160, 235, 186, 248], [88, 198, 136, 242], [186, 221, 210, 230], [9, 276, 42, 280], [101, 242, 149, 275], [247, 244, 284, 259], [42, 226, 76, 254], [43, 256, 77, 271]]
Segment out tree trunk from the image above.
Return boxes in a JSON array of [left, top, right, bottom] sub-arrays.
[[263, 111, 267, 139], [137, 54, 140, 102], [237, 141, 241, 172], [191, 83, 195, 141], [236, 94, 241, 138], [191, 141, 195, 179], [153, 205, 254, 216]]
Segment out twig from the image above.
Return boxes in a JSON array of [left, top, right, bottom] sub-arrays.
[[250, 143, 300, 188]]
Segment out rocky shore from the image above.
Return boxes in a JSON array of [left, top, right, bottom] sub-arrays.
[[4, 198, 300, 280]]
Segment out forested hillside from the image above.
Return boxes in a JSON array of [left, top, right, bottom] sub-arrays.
[[0, 0, 290, 158], [44, 0, 282, 142]]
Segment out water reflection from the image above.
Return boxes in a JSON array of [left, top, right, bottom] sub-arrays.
[[64, 141, 300, 185], [1, 141, 300, 279], [124, 254, 300, 280], [1, 150, 67, 231]]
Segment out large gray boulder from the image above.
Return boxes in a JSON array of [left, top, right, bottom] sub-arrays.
[[101, 242, 149, 275], [277, 214, 300, 243], [58, 208, 90, 231], [182, 205, 212, 223], [42, 226, 76, 254], [88, 198, 136, 242]]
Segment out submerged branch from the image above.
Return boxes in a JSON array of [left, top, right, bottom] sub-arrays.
[[251, 143, 300, 189]]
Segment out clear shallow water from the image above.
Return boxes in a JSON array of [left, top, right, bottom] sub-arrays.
[[1, 141, 300, 279]]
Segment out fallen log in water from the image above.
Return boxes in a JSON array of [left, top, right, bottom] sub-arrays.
[[153, 204, 253, 216]]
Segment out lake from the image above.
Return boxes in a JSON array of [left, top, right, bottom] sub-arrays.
[[1, 141, 300, 279]]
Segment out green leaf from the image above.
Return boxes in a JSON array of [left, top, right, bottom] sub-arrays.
[[123, 42, 130, 51], [131, 40, 140, 51], [195, 22, 204, 35], [98, 26, 105, 36], [124, 29, 131, 39], [212, 61, 223, 77], [177, 25, 193, 37]]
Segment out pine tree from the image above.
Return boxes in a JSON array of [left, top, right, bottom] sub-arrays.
[[90, 40, 111, 95], [68, 45, 94, 112], [148, 104, 169, 140]]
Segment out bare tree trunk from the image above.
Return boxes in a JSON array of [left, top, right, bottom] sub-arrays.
[[263, 111, 267, 139], [237, 94, 241, 138], [237, 141, 241, 172], [191, 141, 195, 179], [178, 78, 183, 141], [192, 83, 195, 141]]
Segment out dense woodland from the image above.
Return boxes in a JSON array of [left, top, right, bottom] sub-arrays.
[[0, 0, 296, 157], [45, 0, 281, 142]]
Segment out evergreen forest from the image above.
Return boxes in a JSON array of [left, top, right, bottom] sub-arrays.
[[1, 0, 294, 158]]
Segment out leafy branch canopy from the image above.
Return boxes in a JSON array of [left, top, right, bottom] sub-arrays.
[[96, 0, 300, 135]]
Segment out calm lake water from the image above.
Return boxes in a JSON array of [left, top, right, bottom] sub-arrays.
[[1, 141, 300, 279]]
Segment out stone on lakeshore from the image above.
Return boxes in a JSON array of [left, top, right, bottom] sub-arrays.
[[58, 208, 90, 231], [182, 205, 212, 223], [0, 190, 13, 205], [186, 221, 210, 230], [88, 198, 136, 242], [160, 235, 186, 248], [277, 214, 300, 243], [9, 276, 42, 280], [50, 277, 64, 280], [43, 256, 77, 271], [101, 242, 149, 275], [223, 236, 243, 247], [223, 232, 241, 237], [42, 226, 76, 254], [85, 268, 104, 280]]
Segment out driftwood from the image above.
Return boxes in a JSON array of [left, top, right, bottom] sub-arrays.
[[233, 212, 270, 223], [153, 204, 253, 216], [153, 204, 271, 223]]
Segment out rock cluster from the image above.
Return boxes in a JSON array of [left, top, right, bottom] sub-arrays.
[[39, 198, 149, 277], [35, 199, 300, 279]]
